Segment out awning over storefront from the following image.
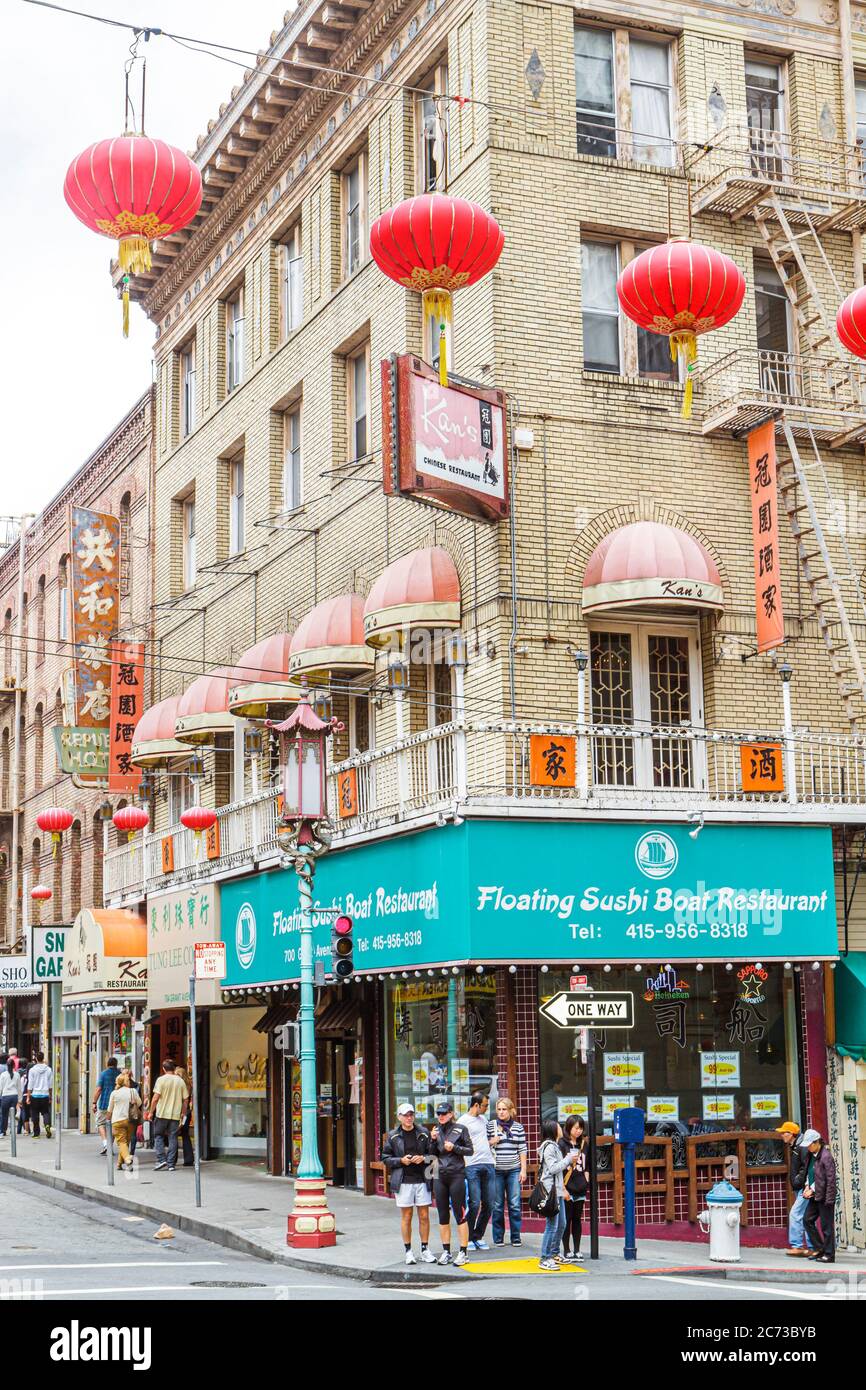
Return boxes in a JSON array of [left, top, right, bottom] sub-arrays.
[[228, 633, 295, 719], [582, 521, 724, 615], [131, 695, 189, 767], [175, 667, 236, 744], [364, 546, 461, 648], [61, 907, 147, 1005], [315, 996, 360, 1033], [254, 1003, 296, 1033], [835, 953, 866, 1060], [289, 594, 374, 685]]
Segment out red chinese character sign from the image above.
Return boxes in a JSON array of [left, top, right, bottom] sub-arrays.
[[747, 421, 785, 652], [69, 506, 120, 784], [109, 641, 144, 793]]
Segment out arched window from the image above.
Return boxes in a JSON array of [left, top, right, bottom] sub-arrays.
[[52, 836, 63, 923], [33, 703, 44, 791], [92, 808, 104, 908], [20, 593, 27, 677], [30, 838, 42, 920], [3, 608, 11, 680], [0, 851, 7, 937], [120, 492, 132, 603], [0, 728, 9, 807], [15, 844, 22, 938], [114, 798, 128, 850], [36, 576, 46, 665], [70, 820, 82, 919], [17, 714, 25, 797], [58, 557, 69, 643]]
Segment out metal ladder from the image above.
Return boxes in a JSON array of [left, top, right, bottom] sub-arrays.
[[754, 194, 848, 366]]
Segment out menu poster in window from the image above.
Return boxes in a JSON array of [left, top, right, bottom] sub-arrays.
[[750, 1092, 782, 1120], [558, 1097, 588, 1121], [412, 1057, 429, 1089], [646, 1096, 680, 1123], [703, 1094, 736, 1122], [700, 1051, 741, 1088], [414, 1095, 433, 1120], [602, 1095, 635, 1122], [603, 1052, 645, 1090], [451, 1058, 470, 1089]]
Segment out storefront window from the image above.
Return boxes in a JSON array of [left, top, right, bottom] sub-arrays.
[[210, 1007, 268, 1155], [384, 975, 498, 1126], [538, 965, 798, 1150]]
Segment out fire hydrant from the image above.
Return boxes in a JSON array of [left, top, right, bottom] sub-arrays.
[[697, 1180, 744, 1262]]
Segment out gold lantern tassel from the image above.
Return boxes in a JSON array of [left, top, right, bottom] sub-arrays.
[[51, 831, 60, 860], [122, 275, 130, 339], [670, 329, 698, 420], [117, 236, 153, 275], [422, 288, 452, 387]]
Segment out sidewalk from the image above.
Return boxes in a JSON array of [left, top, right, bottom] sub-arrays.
[[1, 1131, 864, 1285]]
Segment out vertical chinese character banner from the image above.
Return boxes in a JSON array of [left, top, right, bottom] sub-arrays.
[[69, 508, 120, 778], [748, 421, 784, 652], [108, 640, 144, 792]]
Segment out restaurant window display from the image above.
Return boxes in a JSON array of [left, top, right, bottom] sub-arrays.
[[384, 975, 498, 1125], [209, 1007, 267, 1156], [538, 964, 799, 1165]]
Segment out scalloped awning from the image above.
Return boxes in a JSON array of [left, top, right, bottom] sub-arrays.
[[174, 667, 237, 745], [228, 633, 296, 719], [288, 594, 374, 685], [131, 695, 190, 767], [363, 547, 461, 649], [582, 522, 723, 615]]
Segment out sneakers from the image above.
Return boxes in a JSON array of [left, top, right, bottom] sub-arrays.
[[419, 1248, 436, 1264], [473, 1239, 490, 1250], [539, 1258, 559, 1271], [45, 1127, 52, 1139], [438, 1251, 453, 1266], [154, 1161, 167, 1171], [510, 1239, 523, 1247], [166, 1167, 176, 1173], [454, 1250, 468, 1266], [405, 1249, 417, 1266]]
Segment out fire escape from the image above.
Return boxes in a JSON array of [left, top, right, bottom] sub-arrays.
[[691, 126, 866, 726]]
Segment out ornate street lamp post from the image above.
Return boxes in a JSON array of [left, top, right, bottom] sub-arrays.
[[270, 684, 341, 1248]]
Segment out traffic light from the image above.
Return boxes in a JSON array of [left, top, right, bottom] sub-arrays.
[[331, 914, 354, 978]]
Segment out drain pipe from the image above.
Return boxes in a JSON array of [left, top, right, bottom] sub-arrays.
[[507, 396, 520, 720], [840, 0, 864, 288]]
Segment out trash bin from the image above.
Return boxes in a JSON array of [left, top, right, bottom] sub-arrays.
[[697, 1179, 744, 1262]]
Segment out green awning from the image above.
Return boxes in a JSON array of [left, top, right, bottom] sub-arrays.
[[835, 952, 866, 1061]]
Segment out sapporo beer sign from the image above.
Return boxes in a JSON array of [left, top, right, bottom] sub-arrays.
[[539, 990, 635, 1029], [69, 506, 120, 780]]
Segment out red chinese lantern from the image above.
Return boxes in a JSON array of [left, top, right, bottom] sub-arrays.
[[181, 805, 217, 845], [112, 805, 150, 842], [64, 135, 202, 336], [37, 807, 74, 857], [369, 193, 505, 385], [616, 239, 746, 419], [836, 286, 866, 357], [30, 884, 52, 902]]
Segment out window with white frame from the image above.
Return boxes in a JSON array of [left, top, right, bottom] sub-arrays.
[[183, 497, 196, 591], [229, 457, 245, 555], [343, 156, 366, 278], [348, 346, 369, 460], [58, 559, 69, 640], [226, 290, 244, 393], [349, 685, 374, 754], [574, 25, 674, 167], [283, 407, 301, 512], [857, 75, 866, 167], [282, 225, 303, 337], [180, 341, 196, 437], [589, 621, 703, 790], [169, 765, 194, 826], [582, 238, 678, 381], [417, 62, 449, 192]]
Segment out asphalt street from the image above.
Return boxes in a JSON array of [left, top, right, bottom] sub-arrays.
[[0, 1174, 852, 1303]]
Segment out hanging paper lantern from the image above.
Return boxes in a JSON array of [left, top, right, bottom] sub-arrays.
[[181, 806, 217, 837], [30, 884, 52, 902], [369, 193, 504, 386], [63, 135, 202, 336], [37, 807, 74, 857], [616, 239, 746, 419], [112, 805, 150, 842], [836, 285, 866, 357]]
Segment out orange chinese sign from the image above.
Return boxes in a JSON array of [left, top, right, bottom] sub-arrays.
[[161, 836, 175, 874], [205, 819, 221, 860], [748, 421, 784, 653], [529, 734, 576, 788], [337, 768, 359, 818], [739, 742, 785, 793], [108, 640, 144, 793]]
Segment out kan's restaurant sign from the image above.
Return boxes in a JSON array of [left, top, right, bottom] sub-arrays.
[[220, 821, 838, 986], [381, 354, 508, 520], [62, 908, 147, 1003]]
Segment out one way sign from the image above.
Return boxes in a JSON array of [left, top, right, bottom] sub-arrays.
[[539, 990, 634, 1030]]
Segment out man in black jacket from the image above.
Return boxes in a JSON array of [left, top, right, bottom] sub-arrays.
[[382, 1104, 437, 1266], [429, 1100, 473, 1266], [776, 1120, 812, 1257]]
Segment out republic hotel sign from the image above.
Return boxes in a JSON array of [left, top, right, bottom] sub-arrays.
[[220, 821, 838, 986]]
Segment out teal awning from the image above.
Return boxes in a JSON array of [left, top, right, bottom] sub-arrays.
[[836, 952, 866, 1061]]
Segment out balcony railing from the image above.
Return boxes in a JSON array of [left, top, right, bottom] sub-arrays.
[[699, 349, 866, 445], [103, 719, 866, 904], [688, 125, 866, 226]]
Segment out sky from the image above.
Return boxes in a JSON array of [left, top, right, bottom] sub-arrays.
[[1, 0, 293, 518]]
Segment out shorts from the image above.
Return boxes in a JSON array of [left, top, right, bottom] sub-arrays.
[[95, 1109, 110, 1128], [395, 1181, 432, 1209], [434, 1171, 468, 1226]]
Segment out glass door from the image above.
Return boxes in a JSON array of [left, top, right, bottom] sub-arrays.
[[755, 260, 795, 400], [316, 1039, 357, 1187], [746, 59, 785, 180]]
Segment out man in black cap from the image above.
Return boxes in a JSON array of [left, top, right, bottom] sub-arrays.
[[429, 1099, 473, 1266]]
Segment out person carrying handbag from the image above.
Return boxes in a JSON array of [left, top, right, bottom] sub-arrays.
[[107, 1070, 141, 1171], [534, 1120, 581, 1271]]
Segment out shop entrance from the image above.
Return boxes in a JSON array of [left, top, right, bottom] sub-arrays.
[[316, 1037, 360, 1188]]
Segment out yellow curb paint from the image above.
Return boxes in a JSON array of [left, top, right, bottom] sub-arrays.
[[460, 1258, 587, 1275]]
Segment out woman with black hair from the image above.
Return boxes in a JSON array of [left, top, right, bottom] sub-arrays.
[[537, 1119, 580, 1271], [560, 1115, 589, 1261]]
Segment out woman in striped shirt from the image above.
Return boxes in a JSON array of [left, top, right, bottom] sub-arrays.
[[488, 1097, 528, 1246]]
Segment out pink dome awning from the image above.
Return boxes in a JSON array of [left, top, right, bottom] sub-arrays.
[[228, 633, 296, 719], [175, 667, 236, 744], [582, 522, 723, 615], [131, 696, 189, 767], [288, 594, 374, 685], [363, 547, 461, 648]]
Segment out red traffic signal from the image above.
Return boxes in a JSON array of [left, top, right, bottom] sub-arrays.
[[334, 915, 353, 935], [331, 914, 354, 978]]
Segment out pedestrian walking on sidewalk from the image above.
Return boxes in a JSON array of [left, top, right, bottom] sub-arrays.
[[0, 1059, 22, 1136], [17, 1060, 31, 1135], [429, 1099, 473, 1266], [537, 1120, 581, 1271], [92, 1057, 119, 1155], [801, 1129, 837, 1264], [176, 1065, 195, 1167], [560, 1116, 588, 1261], [457, 1092, 496, 1251], [489, 1096, 527, 1247], [146, 1059, 189, 1172], [776, 1120, 812, 1256], [382, 1103, 437, 1266], [26, 1053, 53, 1138], [108, 1071, 141, 1171]]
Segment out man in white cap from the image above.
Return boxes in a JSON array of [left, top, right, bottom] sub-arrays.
[[800, 1129, 837, 1264], [382, 1103, 437, 1266]]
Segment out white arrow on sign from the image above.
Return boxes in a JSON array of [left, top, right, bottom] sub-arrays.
[[539, 991, 634, 1029]]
